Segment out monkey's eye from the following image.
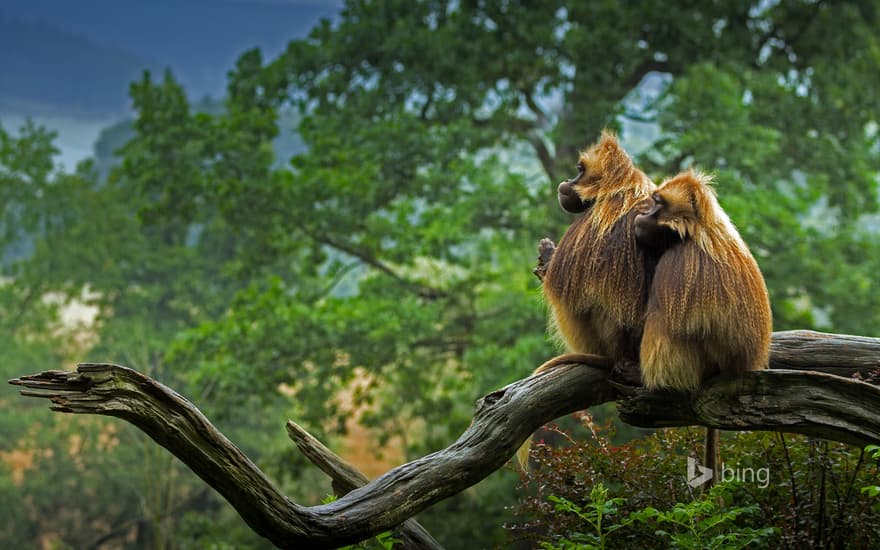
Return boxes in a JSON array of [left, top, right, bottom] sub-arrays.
[[577, 162, 585, 173], [652, 193, 664, 205]]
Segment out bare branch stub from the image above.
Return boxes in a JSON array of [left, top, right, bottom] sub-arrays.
[[285, 421, 443, 550], [286, 421, 370, 494]]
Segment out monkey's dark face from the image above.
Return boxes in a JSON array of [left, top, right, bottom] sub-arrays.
[[634, 194, 682, 252], [558, 180, 591, 213], [557, 159, 596, 214]]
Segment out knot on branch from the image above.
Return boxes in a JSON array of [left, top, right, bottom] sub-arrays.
[[479, 388, 508, 407]]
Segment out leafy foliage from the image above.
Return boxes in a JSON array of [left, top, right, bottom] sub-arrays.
[[537, 482, 776, 550], [515, 418, 880, 548], [542, 484, 636, 550], [631, 484, 777, 550]]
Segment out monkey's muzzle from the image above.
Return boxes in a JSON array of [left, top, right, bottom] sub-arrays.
[[558, 180, 591, 214]]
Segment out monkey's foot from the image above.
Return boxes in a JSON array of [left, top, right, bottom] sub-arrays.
[[533, 238, 557, 281], [608, 360, 643, 395]]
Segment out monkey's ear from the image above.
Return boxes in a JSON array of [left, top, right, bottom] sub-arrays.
[[661, 169, 716, 220], [598, 129, 621, 151], [595, 130, 632, 172]]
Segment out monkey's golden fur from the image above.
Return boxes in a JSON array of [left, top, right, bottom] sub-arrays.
[[517, 132, 655, 469], [543, 132, 656, 362], [639, 170, 772, 391]]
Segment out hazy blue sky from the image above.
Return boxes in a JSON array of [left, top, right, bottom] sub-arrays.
[[0, 0, 342, 168], [1, 0, 340, 97]]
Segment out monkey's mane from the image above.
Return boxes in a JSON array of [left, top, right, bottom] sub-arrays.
[[657, 170, 750, 263], [647, 170, 771, 371], [547, 137, 655, 329], [583, 131, 654, 237]]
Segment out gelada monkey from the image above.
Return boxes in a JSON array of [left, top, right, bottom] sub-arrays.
[[543, 132, 657, 366], [517, 132, 656, 469], [634, 170, 772, 477]]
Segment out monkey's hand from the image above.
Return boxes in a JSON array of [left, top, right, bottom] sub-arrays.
[[533, 238, 557, 281]]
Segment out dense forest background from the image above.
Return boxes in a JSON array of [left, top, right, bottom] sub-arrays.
[[2, 1, 880, 548]]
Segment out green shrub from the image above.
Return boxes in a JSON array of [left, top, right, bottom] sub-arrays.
[[512, 413, 880, 548]]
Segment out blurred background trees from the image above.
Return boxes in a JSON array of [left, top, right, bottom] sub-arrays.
[[2, 1, 879, 547]]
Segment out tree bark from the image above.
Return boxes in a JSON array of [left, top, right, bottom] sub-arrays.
[[9, 358, 615, 549], [769, 330, 880, 374], [9, 330, 880, 548], [285, 421, 442, 549]]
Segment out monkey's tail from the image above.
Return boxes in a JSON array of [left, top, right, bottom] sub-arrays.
[[515, 353, 612, 472], [704, 427, 720, 489], [515, 439, 533, 472]]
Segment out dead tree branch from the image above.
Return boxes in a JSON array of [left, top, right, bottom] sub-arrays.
[[10, 359, 614, 549], [619, 369, 880, 446], [9, 330, 880, 548], [285, 421, 442, 550]]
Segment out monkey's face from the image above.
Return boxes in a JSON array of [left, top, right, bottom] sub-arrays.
[[557, 154, 599, 214], [634, 193, 685, 252]]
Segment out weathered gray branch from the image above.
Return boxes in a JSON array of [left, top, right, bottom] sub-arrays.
[[619, 369, 880, 446], [286, 421, 370, 497], [284, 421, 442, 550], [9, 329, 880, 548], [9, 359, 614, 549], [769, 330, 880, 374]]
